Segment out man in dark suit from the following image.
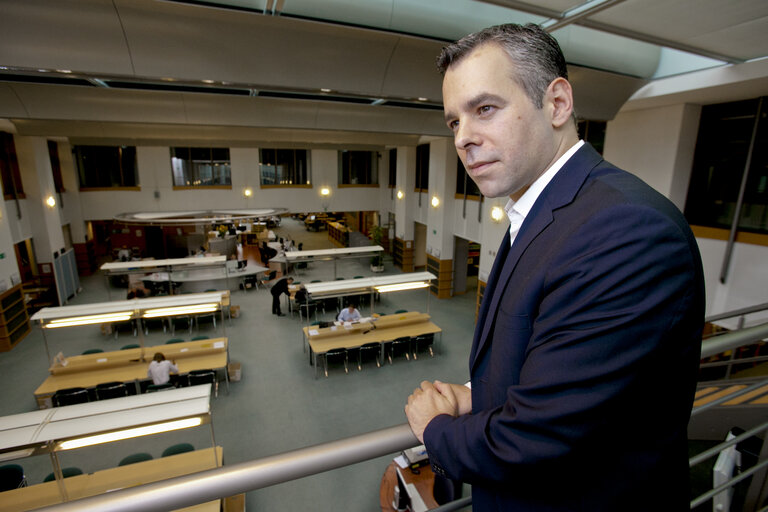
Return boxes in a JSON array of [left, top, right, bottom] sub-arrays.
[[405, 24, 704, 511], [270, 276, 293, 317]]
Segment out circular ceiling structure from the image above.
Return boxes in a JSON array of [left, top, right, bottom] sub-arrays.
[[114, 208, 288, 225]]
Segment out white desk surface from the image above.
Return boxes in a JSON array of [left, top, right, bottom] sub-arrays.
[[147, 263, 268, 283], [284, 245, 384, 261], [30, 292, 229, 322], [0, 386, 211, 454], [304, 272, 436, 296], [101, 256, 227, 271]]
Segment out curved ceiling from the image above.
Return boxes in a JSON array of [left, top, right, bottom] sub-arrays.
[[0, 0, 765, 145]]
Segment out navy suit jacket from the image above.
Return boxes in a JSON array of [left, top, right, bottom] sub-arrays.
[[424, 144, 704, 511]]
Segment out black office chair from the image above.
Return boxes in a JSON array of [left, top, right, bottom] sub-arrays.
[[187, 369, 218, 397], [162, 443, 194, 457], [95, 381, 128, 400], [413, 333, 435, 359], [118, 453, 153, 466], [356, 342, 382, 370], [43, 467, 83, 482], [52, 387, 90, 407], [323, 348, 348, 377], [0, 464, 26, 491], [388, 337, 412, 364]]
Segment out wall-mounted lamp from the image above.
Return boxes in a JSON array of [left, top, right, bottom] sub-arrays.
[[243, 187, 252, 198], [431, 196, 440, 208], [320, 187, 331, 197], [46, 195, 56, 208], [396, 190, 404, 200], [490, 206, 505, 222]]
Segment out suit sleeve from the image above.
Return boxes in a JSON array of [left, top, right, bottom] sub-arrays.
[[423, 202, 702, 485]]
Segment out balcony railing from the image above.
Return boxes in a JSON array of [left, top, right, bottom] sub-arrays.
[[34, 317, 768, 512]]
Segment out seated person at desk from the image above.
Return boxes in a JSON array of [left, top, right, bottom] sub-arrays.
[[117, 245, 132, 261], [338, 304, 361, 323], [148, 352, 179, 385], [127, 282, 150, 299]]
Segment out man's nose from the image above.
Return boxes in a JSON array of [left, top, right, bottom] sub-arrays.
[[454, 120, 477, 150]]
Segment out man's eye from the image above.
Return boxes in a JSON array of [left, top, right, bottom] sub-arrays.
[[479, 105, 493, 114], [448, 120, 459, 131]]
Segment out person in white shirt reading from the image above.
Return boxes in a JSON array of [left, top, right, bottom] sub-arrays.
[[337, 304, 361, 323], [147, 352, 179, 385]]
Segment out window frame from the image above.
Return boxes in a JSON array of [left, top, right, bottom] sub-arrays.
[[259, 148, 311, 188], [74, 144, 140, 190], [170, 147, 232, 189]]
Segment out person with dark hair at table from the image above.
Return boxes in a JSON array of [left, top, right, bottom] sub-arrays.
[[404, 23, 704, 512], [270, 276, 293, 317], [147, 352, 178, 386]]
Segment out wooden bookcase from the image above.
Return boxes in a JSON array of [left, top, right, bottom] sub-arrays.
[[327, 222, 349, 248], [426, 255, 452, 299], [74, 239, 97, 276], [392, 238, 414, 272], [0, 284, 31, 352]]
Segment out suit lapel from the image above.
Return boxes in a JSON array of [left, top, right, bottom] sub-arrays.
[[470, 144, 604, 373]]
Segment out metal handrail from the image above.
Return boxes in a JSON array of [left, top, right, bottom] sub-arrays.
[[34, 424, 419, 512], [700, 322, 768, 359], [706, 301, 768, 323], [33, 322, 768, 512]]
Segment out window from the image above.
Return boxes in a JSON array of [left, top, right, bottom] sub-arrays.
[[338, 150, 378, 186], [171, 147, 231, 187], [259, 148, 310, 186], [456, 159, 481, 198], [388, 148, 397, 188], [74, 145, 138, 189], [48, 141, 65, 193], [415, 143, 429, 192], [684, 97, 768, 234], [1, 132, 24, 199]]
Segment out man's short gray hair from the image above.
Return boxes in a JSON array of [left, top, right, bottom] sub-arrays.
[[437, 23, 568, 109]]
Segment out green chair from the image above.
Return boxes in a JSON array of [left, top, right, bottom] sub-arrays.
[[162, 443, 194, 457], [310, 280, 321, 283], [82, 348, 104, 355], [0, 464, 26, 491], [43, 467, 83, 482], [118, 453, 153, 466], [165, 338, 185, 344], [191, 335, 209, 341], [120, 344, 140, 350], [394, 309, 408, 314], [353, 275, 364, 279]]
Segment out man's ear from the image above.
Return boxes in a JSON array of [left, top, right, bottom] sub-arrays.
[[546, 77, 574, 129]]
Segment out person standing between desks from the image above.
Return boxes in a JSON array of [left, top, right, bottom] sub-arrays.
[[147, 352, 178, 386], [404, 24, 705, 512], [337, 303, 361, 323], [270, 276, 294, 317]]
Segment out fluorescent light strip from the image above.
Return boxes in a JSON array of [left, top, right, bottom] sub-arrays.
[[143, 304, 219, 318], [59, 417, 203, 450], [375, 282, 429, 293], [45, 313, 134, 328]]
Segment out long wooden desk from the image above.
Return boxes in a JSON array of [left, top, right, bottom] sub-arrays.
[[1, 446, 223, 512], [34, 338, 228, 408], [302, 312, 441, 377]]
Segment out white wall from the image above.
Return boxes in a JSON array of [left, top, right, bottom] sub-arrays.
[[604, 103, 700, 210]]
